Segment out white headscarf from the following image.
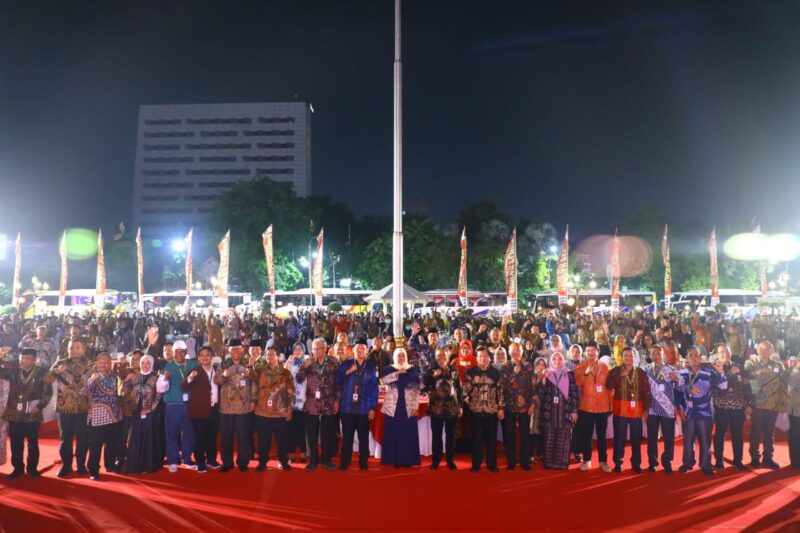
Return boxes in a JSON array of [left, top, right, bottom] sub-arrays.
[[139, 355, 155, 376], [392, 348, 412, 371]]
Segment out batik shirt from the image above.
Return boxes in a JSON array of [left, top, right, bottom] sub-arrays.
[[0, 366, 53, 422], [463, 366, 505, 415], [215, 360, 258, 415], [296, 356, 341, 416], [645, 364, 679, 418], [80, 372, 122, 426], [18, 337, 58, 368], [675, 366, 727, 420], [46, 357, 91, 414], [423, 364, 462, 418], [254, 365, 296, 418], [744, 358, 788, 411], [500, 361, 536, 413], [712, 363, 751, 410], [122, 372, 162, 412]]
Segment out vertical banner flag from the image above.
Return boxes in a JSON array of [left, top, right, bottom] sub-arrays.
[[185, 228, 193, 306], [216, 230, 231, 309], [312, 228, 324, 307], [136, 228, 145, 311], [611, 230, 620, 313], [504, 228, 518, 310], [662, 224, 672, 308], [95, 229, 106, 306], [59, 230, 68, 309], [458, 227, 468, 306], [709, 227, 720, 307], [753, 221, 767, 297], [556, 225, 569, 305], [12, 233, 21, 309], [262, 225, 276, 308]]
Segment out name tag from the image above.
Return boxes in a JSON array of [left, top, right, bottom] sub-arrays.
[[774, 368, 780, 373], [17, 402, 24, 412], [596, 385, 603, 393], [141, 413, 147, 420], [459, 361, 469, 366], [183, 393, 189, 402], [352, 393, 359, 402], [658, 384, 665, 393], [553, 396, 559, 404], [687, 401, 693, 409], [239, 379, 246, 387], [268, 399, 273, 407], [315, 390, 321, 400], [629, 401, 637, 408]]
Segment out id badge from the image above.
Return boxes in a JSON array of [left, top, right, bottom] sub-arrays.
[[658, 384, 665, 393], [596, 385, 603, 393], [315, 390, 321, 400], [687, 401, 693, 409], [737, 375, 742, 382], [17, 402, 24, 412], [553, 396, 559, 404], [268, 399, 273, 407], [141, 413, 147, 420], [773, 367, 780, 373], [182, 393, 189, 402], [629, 401, 636, 408], [352, 393, 359, 402], [239, 379, 246, 387]]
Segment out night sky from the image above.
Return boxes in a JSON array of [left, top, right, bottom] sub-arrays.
[[2, 0, 800, 245]]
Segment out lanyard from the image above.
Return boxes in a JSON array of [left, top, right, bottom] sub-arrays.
[[19, 369, 34, 401], [176, 363, 186, 381]]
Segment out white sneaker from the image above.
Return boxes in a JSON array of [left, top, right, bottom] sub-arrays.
[[168, 464, 178, 473], [599, 462, 612, 473], [580, 461, 591, 471]]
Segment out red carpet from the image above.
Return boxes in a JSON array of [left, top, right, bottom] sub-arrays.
[[0, 423, 798, 532]]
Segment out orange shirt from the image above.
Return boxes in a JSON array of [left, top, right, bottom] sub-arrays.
[[573, 360, 612, 413]]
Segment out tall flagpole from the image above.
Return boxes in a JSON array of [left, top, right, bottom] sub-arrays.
[[392, 0, 404, 342]]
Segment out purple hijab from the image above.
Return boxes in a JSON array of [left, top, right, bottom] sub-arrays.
[[547, 351, 570, 400]]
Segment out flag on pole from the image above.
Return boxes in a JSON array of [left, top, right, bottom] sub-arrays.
[[556, 225, 569, 305], [753, 221, 768, 297], [184, 228, 193, 306], [662, 224, 672, 307], [136, 228, 144, 311], [12, 233, 21, 309], [262, 225, 276, 308], [611, 230, 620, 313], [95, 229, 106, 306], [216, 230, 230, 308], [709, 227, 720, 307], [312, 228, 324, 307], [58, 230, 68, 309], [504, 228, 517, 309], [457, 227, 468, 306]]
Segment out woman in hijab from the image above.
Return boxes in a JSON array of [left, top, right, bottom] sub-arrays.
[[612, 334, 627, 367], [537, 351, 579, 469], [123, 354, 163, 474], [380, 348, 421, 467], [529, 356, 548, 462]]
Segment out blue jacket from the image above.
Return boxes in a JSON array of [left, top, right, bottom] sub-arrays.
[[675, 365, 727, 420], [336, 359, 378, 415]]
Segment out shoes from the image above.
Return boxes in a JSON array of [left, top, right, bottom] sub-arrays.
[[520, 464, 531, 471], [664, 467, 674, 475], [239, 466, 248, 473], [573, 453, 582, 463], [714, 461, 725, 470], [206, 461, 221, 469], [429, 464, 439, 471], [763, 459, 780, 469], [732, 461, 747, 471], [599, 462, 612, 473], [168, 464, 178, 473], [280, 463, 291, 471], [322, 462, 337, 471], [613, 466, 622, 473], [647, 466, 656, 473], [90, 473, 101, 481], [359, 465, 368, 471], [632, 466, 643, 474], [507, 464, 516, 471], [470, 467, 479, 473], [56, 468, 72, 478], [750, 460, 761, 468], [180, 461, 196, 469], [488, 467, 500, 473], [76, 466, 88, 475], [679, 465, 691, 473], [338, 465, 349, 471], [220, 466, 232, 473], [256, 463, 267, 472], [447, 463, 457, 470], [702, 469, 714, 476], [6, 470, 24, 480], [28, 471, 41, 478], [196, 465, 207, 473], [580, 461, 591, 472], [305, 463, 317, 472]]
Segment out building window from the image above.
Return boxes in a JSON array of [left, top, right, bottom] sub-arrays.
[[242, 155, 294, 162], [141, 195, 180, 201], [144, 119, 181, 126], [198, 182, 236, 189], [143, 156, 195, 163], [143, 144, 181, 150], [185, 169, 251, 176], [141, 182, 194, 189], [197, 208, 215, 214], [242, 129, 295, 137], [143, 131, 196, 138], [186, 117, 252, 125], [257, 117, 296, 123], [199, 130, 238, 137], [256, 168, 294, 175], [199, 156, 237, 162], [185, 143, 252, 150], [142, 169, 180, 176], [184, 194, 222, 201], [257, 142, 295, 149], [142, 208, 193, 214]]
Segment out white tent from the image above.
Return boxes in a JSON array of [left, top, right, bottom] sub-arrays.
[[365, 283, 427, 307]]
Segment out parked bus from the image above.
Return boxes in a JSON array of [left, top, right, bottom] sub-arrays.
[[141, 290, 251, 313], [670, 289, 786, 317], [20, 289, 138, 316], [532, 289, 657, 313]]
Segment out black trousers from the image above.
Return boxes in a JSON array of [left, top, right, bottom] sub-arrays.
[[340, 413, 370, 469], [255, 415, 289, 465], [713, 407, 745, 464], [58, 412, 88, 470], [646, 415, 675, 469], [682, 418, 712, 470], [191, 408, 219, 468], [305, 414, 337, 465], [87, 422, 119, 475], [9, 421, 40, 473], [116, 415, 132, 468], [471, 412, 498, 470], [288, 410, 307, 455], [612, 415, 642, 469], [502, 411, 531, 468], [789, 415, 800, 468], [577, 410, 609, 463], [219, 413, 253, 468], [430, 416, 456, 467], [750, 408, 778, 462]]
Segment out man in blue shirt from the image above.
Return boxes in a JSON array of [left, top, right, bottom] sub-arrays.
[[644, 345, 680, 474], [156, 340, 198, 473], [336, 337, 378, 471], [676, 347, 727, 476]]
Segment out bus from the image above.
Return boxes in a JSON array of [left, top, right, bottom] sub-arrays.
[[267, 289, 374, 315], [19, 289, 138, 316], [532, 289, 657, 314], [670, 289, 786, 317], [141, 290, 251, 313]]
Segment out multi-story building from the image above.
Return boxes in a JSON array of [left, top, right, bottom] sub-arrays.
[[133, 102, 311, 236]]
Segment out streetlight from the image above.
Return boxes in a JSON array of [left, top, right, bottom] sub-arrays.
[[171, 239, 185, 252], [588, 280, 597, 289], [298, 256, 312, 305]]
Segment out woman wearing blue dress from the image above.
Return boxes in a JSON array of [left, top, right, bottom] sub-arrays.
[[381, 348, 421, 467]]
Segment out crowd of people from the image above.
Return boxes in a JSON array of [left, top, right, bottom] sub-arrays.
[[0, 305, 798, 481]]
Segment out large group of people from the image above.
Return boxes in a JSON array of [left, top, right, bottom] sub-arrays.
[[0, 305, 798, 481]]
